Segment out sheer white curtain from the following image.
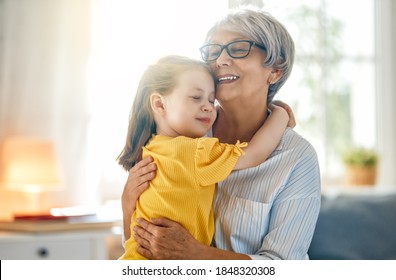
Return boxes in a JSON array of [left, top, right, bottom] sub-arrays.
[[0, 0, 92, 216]]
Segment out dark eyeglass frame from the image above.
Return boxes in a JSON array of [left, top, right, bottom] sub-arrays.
[[199, 40, 267, 62]]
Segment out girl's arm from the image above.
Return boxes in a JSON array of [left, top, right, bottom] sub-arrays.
[[234, 105, 289, 170]]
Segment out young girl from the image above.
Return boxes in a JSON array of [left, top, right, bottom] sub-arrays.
[[117, 55, 289, 259]]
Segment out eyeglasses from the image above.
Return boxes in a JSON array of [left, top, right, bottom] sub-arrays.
[[199, 40, 266, 62]]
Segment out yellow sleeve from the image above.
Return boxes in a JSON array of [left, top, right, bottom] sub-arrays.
[[195, 138, 247, 186]]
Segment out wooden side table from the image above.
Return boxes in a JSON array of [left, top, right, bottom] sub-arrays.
[[0, 216, 121, 260]]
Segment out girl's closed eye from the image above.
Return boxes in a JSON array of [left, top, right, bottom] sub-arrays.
[[190, 96, 201, 101]]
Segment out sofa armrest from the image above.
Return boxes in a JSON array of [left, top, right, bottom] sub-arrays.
[[308, 191, 396, 259]]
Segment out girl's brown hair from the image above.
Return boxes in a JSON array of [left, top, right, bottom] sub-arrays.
[[117, 55, 213, 171]]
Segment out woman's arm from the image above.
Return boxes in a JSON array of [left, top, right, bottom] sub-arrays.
[[134, 218, 251, 260], [234, 105, 289, 170], [121, 156, 156, 240]]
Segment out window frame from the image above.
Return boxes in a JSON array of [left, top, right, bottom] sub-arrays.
[[374, 0, 396, 186]]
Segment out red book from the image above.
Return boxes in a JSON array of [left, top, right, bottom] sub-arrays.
[[13, 213, 68, 221]]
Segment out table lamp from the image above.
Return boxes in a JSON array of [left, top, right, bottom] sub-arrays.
[[0, 137, 62, 215]]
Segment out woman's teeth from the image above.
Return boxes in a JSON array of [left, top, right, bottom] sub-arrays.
[[218, 76, 238, 82]]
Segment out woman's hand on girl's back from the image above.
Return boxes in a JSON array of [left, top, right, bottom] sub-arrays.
[[134, 217, 203, 260], [122, 156, 156, 240]]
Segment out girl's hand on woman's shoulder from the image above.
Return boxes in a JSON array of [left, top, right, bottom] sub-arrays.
[[271, 100, 296, 128]]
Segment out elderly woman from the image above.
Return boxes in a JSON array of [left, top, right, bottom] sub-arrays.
[[121, 8, 321, 260]]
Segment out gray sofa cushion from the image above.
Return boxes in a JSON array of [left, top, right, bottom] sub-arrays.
[[308, 192, 396, 260]]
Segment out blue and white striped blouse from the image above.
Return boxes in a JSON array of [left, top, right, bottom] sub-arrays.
[[211, 127, 321, 259]]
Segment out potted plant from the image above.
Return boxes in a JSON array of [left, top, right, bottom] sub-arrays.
[[342, 147, 378, 186]]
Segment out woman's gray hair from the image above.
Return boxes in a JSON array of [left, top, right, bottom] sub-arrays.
[[205, 8, 295, 103]]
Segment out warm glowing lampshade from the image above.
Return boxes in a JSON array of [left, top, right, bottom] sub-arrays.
[[0, 137, 62, 193]]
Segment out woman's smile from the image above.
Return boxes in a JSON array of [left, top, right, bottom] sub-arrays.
[[217, 74, 240, 84]]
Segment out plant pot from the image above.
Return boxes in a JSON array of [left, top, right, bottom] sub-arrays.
[[345, 165, 377, 186]]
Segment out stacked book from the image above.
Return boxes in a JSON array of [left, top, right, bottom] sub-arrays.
[[0, 213, 116, 232]]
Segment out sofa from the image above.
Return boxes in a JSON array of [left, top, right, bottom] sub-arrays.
[[308, 190, 396, 260]]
